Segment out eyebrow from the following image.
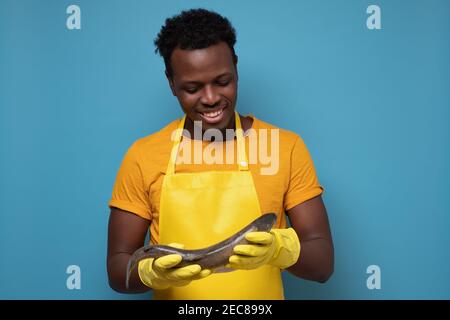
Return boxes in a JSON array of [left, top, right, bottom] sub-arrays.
[[181, 72, 233, 85]]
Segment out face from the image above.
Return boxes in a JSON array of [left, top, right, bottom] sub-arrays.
[[167, 41, 238, 134]]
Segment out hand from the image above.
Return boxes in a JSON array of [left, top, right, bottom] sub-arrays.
[[227, 228, 301, 270], [137, 243, 211, 290]]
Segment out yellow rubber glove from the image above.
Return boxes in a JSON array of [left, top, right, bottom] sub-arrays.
[[227, 228, 301, 270], [138, 243, 211, 290]]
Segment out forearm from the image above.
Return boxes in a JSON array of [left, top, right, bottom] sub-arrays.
[[286, 237, 334, 283], [107, 253, 150, 293]]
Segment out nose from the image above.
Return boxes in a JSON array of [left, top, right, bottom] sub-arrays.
[[200, 84, 220, 106]]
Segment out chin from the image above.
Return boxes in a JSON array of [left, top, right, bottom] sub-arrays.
[[210, 113, 235, 131]]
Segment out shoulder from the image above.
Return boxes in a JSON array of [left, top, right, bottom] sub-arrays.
[[121, 118, 180, 170], [130, 118, 180, 153], [252, 116, 303, 150]]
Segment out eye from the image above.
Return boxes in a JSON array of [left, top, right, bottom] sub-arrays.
[[185, 87, 198, 94], [216, 80, 230, 86]]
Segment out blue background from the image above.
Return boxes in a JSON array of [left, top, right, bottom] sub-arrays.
[[1, 0, 449, 299]]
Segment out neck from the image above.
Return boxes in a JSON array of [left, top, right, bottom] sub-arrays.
[[184, 113, 247, 142]]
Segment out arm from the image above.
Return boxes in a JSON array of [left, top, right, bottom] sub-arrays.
[[107, 207, 151, 293], [286, 194, 334, 283]]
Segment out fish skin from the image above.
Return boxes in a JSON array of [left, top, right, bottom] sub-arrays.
[[125, 213, 277, 289]]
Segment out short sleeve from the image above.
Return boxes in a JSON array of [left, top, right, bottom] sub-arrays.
[[108, 142, 152, 220], [284, 135, 324, 211]]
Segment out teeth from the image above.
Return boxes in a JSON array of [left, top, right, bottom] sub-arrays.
[[203, 108, 223, 118]]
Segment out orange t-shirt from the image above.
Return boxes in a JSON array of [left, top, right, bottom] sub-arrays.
[[108, 115, 324, 244]]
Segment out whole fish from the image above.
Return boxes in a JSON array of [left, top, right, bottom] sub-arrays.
[[126, 213, 277, 289]]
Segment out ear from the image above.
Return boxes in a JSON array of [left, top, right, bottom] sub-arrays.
[[165, 70, 177, 96], [234, 55, 239, 82]]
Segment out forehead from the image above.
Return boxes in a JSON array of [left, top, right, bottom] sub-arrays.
[[170, 42, 235, 81]]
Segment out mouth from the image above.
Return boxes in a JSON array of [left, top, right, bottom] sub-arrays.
[[198, 105, 227, 124]]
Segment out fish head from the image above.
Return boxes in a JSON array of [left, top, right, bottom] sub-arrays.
[[254, 213, 277, 231]]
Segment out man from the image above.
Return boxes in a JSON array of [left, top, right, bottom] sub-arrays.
[[107, 8, 333, 299]]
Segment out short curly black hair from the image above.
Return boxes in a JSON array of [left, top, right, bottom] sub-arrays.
[[154, 8, 237, 77]]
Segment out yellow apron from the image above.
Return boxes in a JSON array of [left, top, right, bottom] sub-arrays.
[[155, 111, 284, 300]]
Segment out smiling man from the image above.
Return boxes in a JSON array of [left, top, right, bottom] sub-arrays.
[[107, 8, 334, 300], [169, 41, 238, 134]]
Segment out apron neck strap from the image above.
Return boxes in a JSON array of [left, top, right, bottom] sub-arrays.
[[234, 112, 249, 171], [166, 111, 249, 175]]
